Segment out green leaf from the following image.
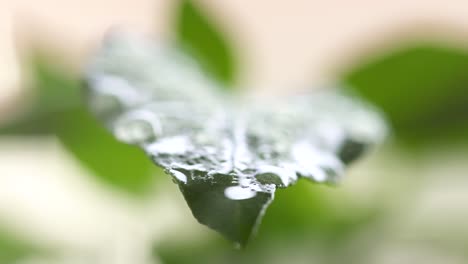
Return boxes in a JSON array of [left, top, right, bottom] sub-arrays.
[[259, 181, 380, 242], [86, 34, 387, 246], [343, 44, 468, 144], [175, 0, 237, 86]]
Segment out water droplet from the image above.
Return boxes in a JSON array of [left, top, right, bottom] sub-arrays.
[[224, 186, 257, 200], [169, 169, 187, 184], [87, 93, 123, 121], [114, 118, 157, 144], [145, 136, 190, 155]]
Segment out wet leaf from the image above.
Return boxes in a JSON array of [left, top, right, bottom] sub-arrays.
[[176, 0, 236, 86], [85, 34, 387, 246]]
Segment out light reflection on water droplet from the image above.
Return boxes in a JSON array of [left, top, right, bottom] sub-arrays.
[[224, 186, 257, 200], [145, 136, 190, 155], [170, 169, 187, 184], [114, 119, 155, 144], [113, 109, 162, 144], [88, 93, 123, 121], [255, 165, 297, 186]]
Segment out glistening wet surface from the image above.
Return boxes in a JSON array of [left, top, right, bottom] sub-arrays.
[[85, 32, 387, 246]]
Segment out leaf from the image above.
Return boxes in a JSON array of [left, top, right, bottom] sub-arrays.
[[86, 34, 387, 245], [343, 44, 468, 144], [176, 0, 237, 86], [0, 51, 160, 196]]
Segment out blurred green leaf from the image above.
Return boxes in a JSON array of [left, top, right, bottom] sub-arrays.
[[54, 106, 158, 196], [0, 230, 42, 264], [0, 52, 160, 196], [0, 54, 80, 135], [176, 0, 237, 86], [343, 44, 468, 144], [259, 181, 379, 242], [156, 236, 234, 264]]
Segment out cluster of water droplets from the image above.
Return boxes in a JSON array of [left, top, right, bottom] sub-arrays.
[[84, 32, 387, 245]]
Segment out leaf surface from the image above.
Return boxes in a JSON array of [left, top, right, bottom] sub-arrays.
[[85, 34, 387, 245]]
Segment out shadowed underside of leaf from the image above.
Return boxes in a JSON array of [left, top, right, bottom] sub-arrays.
[[176, 169, 273, 246], [85, 33, 387, 245]]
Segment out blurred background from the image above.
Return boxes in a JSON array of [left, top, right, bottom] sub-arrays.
[[1, 0, 468, 263]]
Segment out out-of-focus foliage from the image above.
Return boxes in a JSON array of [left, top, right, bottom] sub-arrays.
[[0, 54, 80, 135], [0, 230, 44, 264], [0, 54, 159, 196], [176, 0, 237, 86], [55, 106, 158, 195], [259, 182, 380, 241], [344, 44, 468, 146]]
